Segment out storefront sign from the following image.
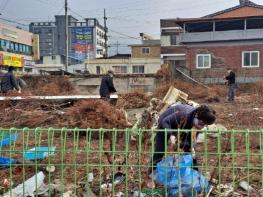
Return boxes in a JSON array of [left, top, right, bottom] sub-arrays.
[[3, 54, 24, 67]]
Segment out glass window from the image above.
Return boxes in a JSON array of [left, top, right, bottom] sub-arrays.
[[196, 54, 211, 68], [215, 20, 245, 31], [242, 51, 259, 67], [247, 18, 263, 29], [96, 66, 101, 74], [6, 41, 10, 50], [170, 35, 177, 45], [18, 44, 22, 52], [25, 46, 29, 53], [113, 66, 127, 74], [10, 42, 14, 50], [142, 47, 150, 54], [14, 43, 19, 51], [186, 22, 213, 32], [132, 65, 144, 74]]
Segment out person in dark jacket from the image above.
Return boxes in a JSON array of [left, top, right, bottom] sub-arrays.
[[146, 104, 216, 188], [225, 69, 236, 102], [99, 70, 117, 99], [1, 66, 21, 94]]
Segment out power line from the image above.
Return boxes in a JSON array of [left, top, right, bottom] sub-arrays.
[[108, 29, 141, 40], [0, 17, 28, 27], [109, 0, 230, 19]]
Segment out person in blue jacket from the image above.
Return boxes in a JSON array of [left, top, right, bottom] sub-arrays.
[[99, 70, 117, 99], [146, 104, 216, 188]]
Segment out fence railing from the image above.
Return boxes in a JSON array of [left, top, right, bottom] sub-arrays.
[[0, 128, 262, 196]]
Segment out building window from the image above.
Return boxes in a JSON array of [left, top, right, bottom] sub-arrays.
[[132, 65, 144, 74], [170, 35, 177, 45], [96, 66, 101, 74], [142, 47, 150, 54], [242, 51, 260, 67], [113, 66, 127, 74], [196, 54, 211, 69], [52, 56, 56, 60]]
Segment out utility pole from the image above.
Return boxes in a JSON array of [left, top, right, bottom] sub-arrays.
[[103, 9, 108, 58], [116, 41, 120, 54], [65, 0, 69, 72]]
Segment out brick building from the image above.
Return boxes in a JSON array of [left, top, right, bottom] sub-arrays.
[[161, 0, 263, 83]]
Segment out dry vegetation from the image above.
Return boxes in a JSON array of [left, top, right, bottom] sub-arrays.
[[0, 77, 262, 196]]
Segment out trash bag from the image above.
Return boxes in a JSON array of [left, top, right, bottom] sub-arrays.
[[156, 154, 210, 197], [0, 156, 17, 168]]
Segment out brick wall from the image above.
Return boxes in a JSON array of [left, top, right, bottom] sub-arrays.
[[132, 46, 160, 58], [187, 44, 263, 83]]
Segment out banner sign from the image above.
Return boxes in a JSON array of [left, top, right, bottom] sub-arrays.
[[3, 54, 24, 67], [71, 27, 93, 61]]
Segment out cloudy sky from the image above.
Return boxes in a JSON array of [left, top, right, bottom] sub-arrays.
[[1, 0, 262, 54]]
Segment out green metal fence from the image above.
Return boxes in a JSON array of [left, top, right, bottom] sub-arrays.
[[0, 128, 262, 196]]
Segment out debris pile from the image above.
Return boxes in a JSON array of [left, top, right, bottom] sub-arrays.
[[153, 80, 225, 102], [0, 100, 129, 128], [22, 76, 76, 96], [117, 92, 150, 109]]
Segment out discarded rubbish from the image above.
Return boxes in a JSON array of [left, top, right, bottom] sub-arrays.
[[0, 155, 17, 168], [228, 114, 233, 117], [196, 133, 204, 143], [100, 183, 112, 191], [217, 184, 234, 196], [133, 191, 147, 197], [3, 171, 45, 197], [87, 172, 94, 183], [0, 133, 18, 147], [3, 178, 13, 188], [23, 146, 56, 160], [141, 188, 165, 196], [116, 191, 125, 197], [113, 172, 125, 185], [46, 165, 56, 173], [156, 155, 210, 197], [34, 183, 49, 195], [259, 117, 263, 120], [62, 190, 73, 197], [239, 181, 253, 192], [211, 178, 218, 184], [253, 108, 259, 111]]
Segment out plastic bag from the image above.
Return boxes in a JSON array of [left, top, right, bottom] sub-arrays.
[[156, 154, 210, 197]]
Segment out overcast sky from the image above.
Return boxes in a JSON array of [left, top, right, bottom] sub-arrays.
[[1, 0, 262, 54]]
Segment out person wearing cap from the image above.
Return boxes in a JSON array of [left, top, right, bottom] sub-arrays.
[[146, 104, 216, 188], [1, 66, 21, 94], [99, 70, 117, 99]]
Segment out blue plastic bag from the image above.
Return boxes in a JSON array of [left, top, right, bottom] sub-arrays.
[[156, 155, 210, 197], [0, 134, 18, 147], [23, 147, 56, 160], [0, 156, 17, 168]]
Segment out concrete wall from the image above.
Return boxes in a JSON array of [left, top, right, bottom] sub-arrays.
[[86, 58, 161, 74], [69, 75, 157, 94]]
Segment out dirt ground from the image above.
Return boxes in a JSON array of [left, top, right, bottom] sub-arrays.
[[0, 77, 262, 196]]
